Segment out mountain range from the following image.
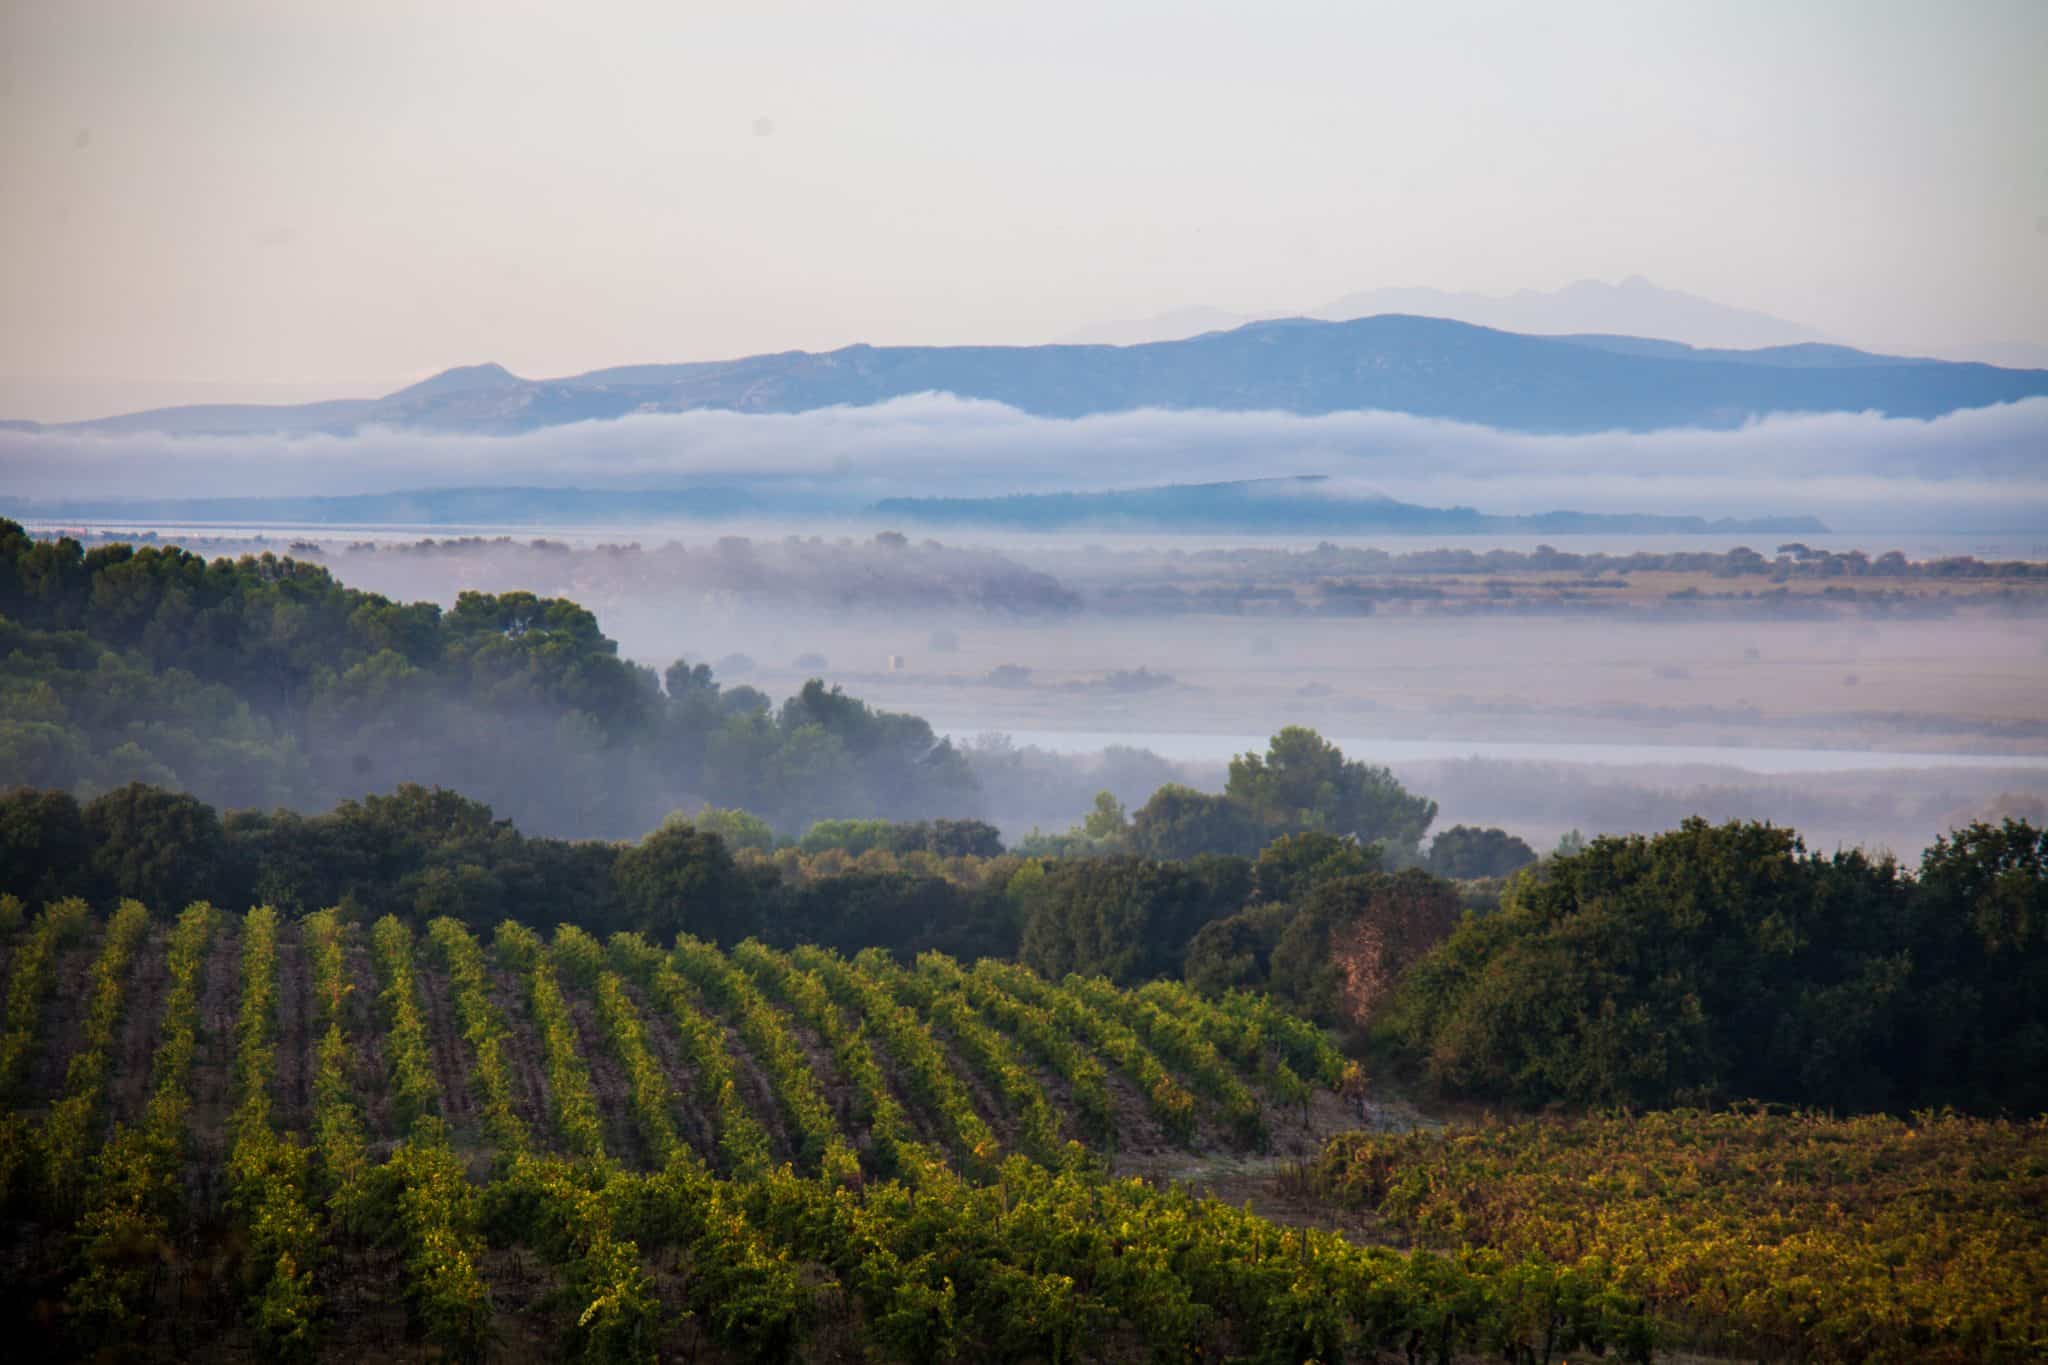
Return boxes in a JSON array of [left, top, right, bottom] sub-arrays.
[[10, 312, 2046, 439]]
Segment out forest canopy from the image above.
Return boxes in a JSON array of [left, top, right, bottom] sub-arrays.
[[0, 521, 977, 837]]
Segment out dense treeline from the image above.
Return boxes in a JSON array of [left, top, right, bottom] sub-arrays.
[[6, 771, 2044, 1116], [1379, 816, 2048, 1115], [0, 520, 977, 837]]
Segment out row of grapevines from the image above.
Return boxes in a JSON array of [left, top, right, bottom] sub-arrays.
[[493, 927, 677, 1361], [428, 916, 526, 1156], [732, 940, 950, 1186], [488, 1155, 665, 1363], [1131, 977, 1324, 1110], [33, 900, 151, 1212], [374, 920, 491, 1360], [608, 1159, 818, 1360], [226, 905, 324, 1357], [589, 962, 683, 1165], [496, 921, 606, 1161], [1066, 973, 1268, 1146], [971, 958, 1198, 1143], [1211, 985, 1347, 1087], [606, 932, 777, 1178], [528, 925, 816, 1361], [731, 1148, 1650, 1364], [858, 948, 1066, 1162], [381, 1121, 493, 1363], [916, 951, 1117, 1146], [62, 901, 217, 1344], [565, 929, 692, 1178], [370, 915, 438, 1127], [0, 896, 89, 1098], [303, 908, 370, 1233], [793, 944, 1003, 1175], [670, 933, 859, 1183]]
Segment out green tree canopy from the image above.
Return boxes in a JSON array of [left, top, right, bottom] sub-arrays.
[[1225, 727, 1437, 854], [1426, 825, 1538, 880]]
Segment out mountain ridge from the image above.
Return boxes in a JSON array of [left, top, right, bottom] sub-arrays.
[[9, 313, 2046, 438]]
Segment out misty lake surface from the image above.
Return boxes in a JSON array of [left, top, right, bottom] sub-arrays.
[[965, 730, 2048, 774]]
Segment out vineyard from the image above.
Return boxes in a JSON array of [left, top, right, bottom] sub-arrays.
[[0, 897, 1659, 1363], [1297, 1109, 2048, 1364]]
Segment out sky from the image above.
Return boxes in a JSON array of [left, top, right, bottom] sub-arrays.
[[2, 0, 2045, 419]]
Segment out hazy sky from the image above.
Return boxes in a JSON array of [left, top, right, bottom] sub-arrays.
[[3, 0, 2044, 417]]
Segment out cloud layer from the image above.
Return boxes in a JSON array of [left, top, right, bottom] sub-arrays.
[[4, 395, 2045, 532]]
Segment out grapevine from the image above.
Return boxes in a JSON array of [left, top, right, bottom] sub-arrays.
[[35, 899, 150, 1212]]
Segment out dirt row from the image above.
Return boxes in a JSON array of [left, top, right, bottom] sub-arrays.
[[186, 923, 242, 1212], [24, 927, 101, 1105], [564, 988, 647, 1167], [413, 958, 481, 1138], [108, 922, 172, 1127], [486, 965, 558, 1146], [339, 932, 398, 1144], [272, 928, 314, 1131]]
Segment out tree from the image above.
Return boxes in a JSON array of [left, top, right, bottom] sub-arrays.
[[1251, 831, 1380, 905], [1224, 727, 1436, 854], [1081, 791, 1128, 843], [614, 822, 756, 945], [1905, 819, 2048, 1113], [82, 783, 226, 913], [1377, 819, 1917, 1111], [1018, 857, 1239, 983], [1426, 826, 1538, 880], [690, 807, 777, 851], [0, 786, 94, 904], [1127, 785, 1264, 860]]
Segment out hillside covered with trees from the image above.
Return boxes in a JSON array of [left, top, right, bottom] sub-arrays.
[[0, 521, 979, 838]]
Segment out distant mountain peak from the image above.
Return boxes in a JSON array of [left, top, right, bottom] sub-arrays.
[[387, 362, 524, 400]]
